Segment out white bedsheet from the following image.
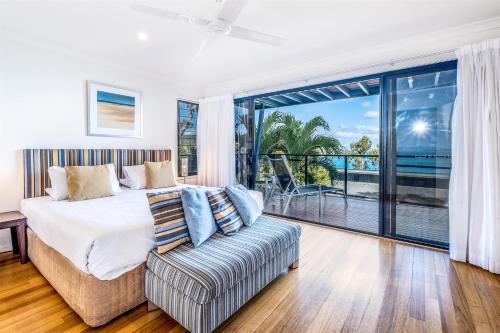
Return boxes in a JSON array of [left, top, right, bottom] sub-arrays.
[[21, 184, 194, 280]]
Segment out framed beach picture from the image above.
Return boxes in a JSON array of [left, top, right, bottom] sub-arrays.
[[87, 81, 142, 137]]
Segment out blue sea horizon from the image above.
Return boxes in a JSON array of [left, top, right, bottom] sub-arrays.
[[331, 155, 451, 174]]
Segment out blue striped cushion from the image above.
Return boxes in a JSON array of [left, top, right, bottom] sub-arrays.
[[206, 189, 243, 235], [147, 191, 191, 254]]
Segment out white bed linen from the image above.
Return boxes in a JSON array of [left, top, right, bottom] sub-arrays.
[[21, 184, 194, 280]]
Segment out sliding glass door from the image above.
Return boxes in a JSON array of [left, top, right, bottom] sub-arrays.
[[234, 61, 457, 248], [383, 64, 457, 247]]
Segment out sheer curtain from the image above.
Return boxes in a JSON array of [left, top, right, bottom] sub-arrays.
[[449, 38, 500, 274], [197, 94, 236, 187]]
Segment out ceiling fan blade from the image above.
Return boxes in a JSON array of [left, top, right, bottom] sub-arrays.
[[229, 26, 286, 46], [131, 3, 210, 26], [194, 35, 212, 58], [217, 0, 248, 24]]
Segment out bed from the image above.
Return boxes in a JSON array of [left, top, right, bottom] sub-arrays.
[[22, 186, 192, 280], [21, 149, 178, 326]]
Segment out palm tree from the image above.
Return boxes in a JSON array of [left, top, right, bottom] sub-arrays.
[[258, 111, 283, 154], [259, 110, 342, 184]]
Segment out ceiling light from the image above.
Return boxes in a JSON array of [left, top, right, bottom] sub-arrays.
[[137, 32, 149, 41]]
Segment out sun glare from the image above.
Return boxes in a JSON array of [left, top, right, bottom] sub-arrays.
[[411, 120, 429, 135]]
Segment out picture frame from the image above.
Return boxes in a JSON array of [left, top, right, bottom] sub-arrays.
[[87, 81, 142, 137]]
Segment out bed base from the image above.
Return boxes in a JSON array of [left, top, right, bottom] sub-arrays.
[[27, 228, 146, 327]]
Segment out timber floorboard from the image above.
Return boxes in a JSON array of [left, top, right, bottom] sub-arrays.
[[0, 222, 499, 333]]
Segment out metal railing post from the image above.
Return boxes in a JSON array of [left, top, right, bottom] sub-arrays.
[[344, 155, 348, 195], [304, 155, 309, 185]]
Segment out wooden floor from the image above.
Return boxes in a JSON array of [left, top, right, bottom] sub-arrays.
[[1, 222, 499, 333]]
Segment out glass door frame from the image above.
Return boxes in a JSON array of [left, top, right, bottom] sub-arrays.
[[380, 61, 457, 249], [235, 60, 457, 249]]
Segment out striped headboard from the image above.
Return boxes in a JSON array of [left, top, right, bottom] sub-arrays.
[[23, 149, 171, 198]]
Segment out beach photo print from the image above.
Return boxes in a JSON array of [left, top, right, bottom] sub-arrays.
[[87, 81, 142, 137]]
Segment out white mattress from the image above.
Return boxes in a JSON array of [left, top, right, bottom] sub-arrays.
[[21, 184, 195, 280]]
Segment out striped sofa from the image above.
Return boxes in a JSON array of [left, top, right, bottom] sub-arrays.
[[145, 216, 301, 333]]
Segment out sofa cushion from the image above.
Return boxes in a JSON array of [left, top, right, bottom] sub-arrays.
[[146, 215, 301, 304], [206, 189, 243, 235], [147, 190, 191, 254], [181, 187, 218, 247], [225, 185, 262, 226]]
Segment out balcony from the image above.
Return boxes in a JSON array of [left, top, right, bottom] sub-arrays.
[[257, 153, 450, 246]]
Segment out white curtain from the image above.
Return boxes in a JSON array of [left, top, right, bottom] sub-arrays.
[[197, 94, 236, 187], [449, 38, 500, 274]]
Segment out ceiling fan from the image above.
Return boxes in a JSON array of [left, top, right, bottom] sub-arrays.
[[131, 0, 286, 57]]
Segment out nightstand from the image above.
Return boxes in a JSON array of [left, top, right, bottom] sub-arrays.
[[0, 211, 28, 264], [177, 175, 198, 185]]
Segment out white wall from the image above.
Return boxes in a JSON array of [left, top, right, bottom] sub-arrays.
[[211, 17, 500, 98], [0, 39, 198, 251]]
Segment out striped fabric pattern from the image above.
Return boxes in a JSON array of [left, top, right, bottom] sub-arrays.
[[206, 189, 243, 235], [147, 216, 301, 302], [147, 191, 191, 254], [145, 216, 301, 333], [23, 149, 171, 198]]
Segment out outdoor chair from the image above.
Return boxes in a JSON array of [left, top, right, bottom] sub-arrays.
[[266, 155, 348, 215]]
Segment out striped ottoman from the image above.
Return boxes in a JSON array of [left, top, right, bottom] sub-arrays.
[[145, 216, 301, 333]]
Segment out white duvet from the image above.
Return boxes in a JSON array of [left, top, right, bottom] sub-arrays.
[[21, 184, 194, 280]]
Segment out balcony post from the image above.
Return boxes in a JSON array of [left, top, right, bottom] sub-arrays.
[[344, 155, 348, 195], [304, 155, 309, 185]]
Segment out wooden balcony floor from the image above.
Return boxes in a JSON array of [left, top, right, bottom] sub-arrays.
[[263, 194, 449, 245]]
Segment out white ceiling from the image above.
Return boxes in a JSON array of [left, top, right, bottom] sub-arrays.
[[1, 0, 500, 95]]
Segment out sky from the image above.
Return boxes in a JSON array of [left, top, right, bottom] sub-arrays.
[[97, 91, 135, 106], [264, 94, 380, 150]]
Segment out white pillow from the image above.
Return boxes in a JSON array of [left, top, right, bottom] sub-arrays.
[[45, 164, 121, 200], [45, 188, 65, 201], [47, 166, 69, 200], [122, 164, 146, 189], [106, 164, 122, 193], [119, 178, 133, 188]]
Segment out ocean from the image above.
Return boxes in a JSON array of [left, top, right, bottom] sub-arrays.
[[332, 155, 451, 174]]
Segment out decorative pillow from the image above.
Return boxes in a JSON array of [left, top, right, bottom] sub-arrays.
[[181, 188, 218, 247], [206, 189, 243, 235], [46, 164, 121, 200], [248, 189, 264, 212], [123, 164, 146, 189], [106, 164, 122, 193], [119, 178, 132, 188], [65, 165, 114, 201], [225, 184, 262, 226], [145, 161, 177, 189], [147, 191, 190, 254], [46, 166, 69, 200], [44, 188, 60, 201]]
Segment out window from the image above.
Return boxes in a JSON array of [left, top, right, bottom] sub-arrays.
[[177, 100, 198, 176]]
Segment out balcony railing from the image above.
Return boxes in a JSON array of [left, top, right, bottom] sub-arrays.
[[257, 153, 451, 206]]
